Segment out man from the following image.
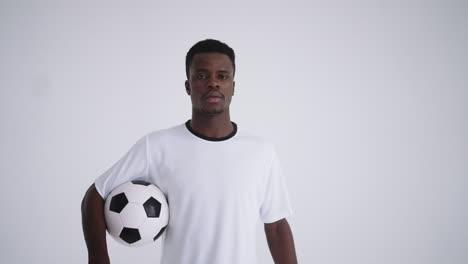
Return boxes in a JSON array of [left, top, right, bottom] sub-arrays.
[[81, 39, 298, 264]]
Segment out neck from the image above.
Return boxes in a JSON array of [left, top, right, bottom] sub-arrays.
[[190, 110, 233, 139]]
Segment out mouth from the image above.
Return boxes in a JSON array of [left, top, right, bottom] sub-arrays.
[[206, 96, 222, 103], [204, 93, 223, 103]]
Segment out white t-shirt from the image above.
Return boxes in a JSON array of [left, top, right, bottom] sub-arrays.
[[95, 120, 293, 264]]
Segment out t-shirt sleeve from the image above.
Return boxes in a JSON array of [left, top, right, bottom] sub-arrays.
[[94, 135, 150, 200], [259, 148, 293, 224]]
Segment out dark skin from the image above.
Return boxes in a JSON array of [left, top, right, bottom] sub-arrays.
[[81, 184, 110, 264], [265, 218, 298, 264], [81, 52, 297, 264], [184, 52, 236, 138]]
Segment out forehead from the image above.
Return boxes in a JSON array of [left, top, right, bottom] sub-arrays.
[[190, 52, 233, 72]]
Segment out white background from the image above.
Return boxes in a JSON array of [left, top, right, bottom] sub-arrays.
[[1, 1, 467, 263]]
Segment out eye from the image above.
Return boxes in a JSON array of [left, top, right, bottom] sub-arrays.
[[218, 74, 229, 80], [196, 73, 207, 79]]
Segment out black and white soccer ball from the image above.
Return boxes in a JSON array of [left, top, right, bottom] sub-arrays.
[[104, 180, 169, 247]]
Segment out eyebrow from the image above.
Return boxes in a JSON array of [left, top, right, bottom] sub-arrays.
[[194, 68, 231, 74]]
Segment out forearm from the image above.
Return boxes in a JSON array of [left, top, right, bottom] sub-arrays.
[[265, 219, 298, 264], [81, 184, 110, 263]]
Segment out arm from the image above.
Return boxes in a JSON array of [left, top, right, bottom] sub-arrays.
[[81, 183, 111, 264], [264, 218, 298, 264]]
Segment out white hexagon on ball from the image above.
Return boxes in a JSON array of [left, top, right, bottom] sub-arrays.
[[120, 203, 147, 227]]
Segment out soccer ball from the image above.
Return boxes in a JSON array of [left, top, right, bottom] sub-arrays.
[[104, 180, 169, 247]]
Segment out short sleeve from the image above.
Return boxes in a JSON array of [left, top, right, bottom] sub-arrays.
[[94, 135, 149, 200], [259, 149, 293, 224]]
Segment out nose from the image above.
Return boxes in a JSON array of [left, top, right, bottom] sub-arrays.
[[207, 76, 220, 89]]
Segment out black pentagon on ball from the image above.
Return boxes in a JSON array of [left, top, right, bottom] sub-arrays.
[[109, 193, 128, 213], [131, 180, 151, 186], [120, 227, 141, 244], [143, 197, 161, 217], [153, 226, 167, 241]]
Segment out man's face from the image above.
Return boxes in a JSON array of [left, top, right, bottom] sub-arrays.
[[185, 52, 235, 116]]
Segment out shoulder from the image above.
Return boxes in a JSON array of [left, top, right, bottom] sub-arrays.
[[144, 122, 186, 142], [234, 128, 277, 155]]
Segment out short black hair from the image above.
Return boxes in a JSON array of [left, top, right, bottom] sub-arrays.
[[185, 39, 236, 79]]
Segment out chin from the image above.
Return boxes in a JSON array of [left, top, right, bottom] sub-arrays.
[[201, 108, 224, 115]]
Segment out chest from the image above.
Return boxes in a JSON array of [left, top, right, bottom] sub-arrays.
[[156, 144, 269, 202]]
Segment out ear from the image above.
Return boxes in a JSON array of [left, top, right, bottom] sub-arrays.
[[185, 80, 190, 95], [232, 81, 235, 96]]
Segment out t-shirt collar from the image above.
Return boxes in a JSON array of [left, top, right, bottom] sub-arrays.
[[185, 119, 237, 142]]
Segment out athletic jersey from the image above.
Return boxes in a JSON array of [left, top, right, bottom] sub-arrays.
[[94, 120, 293, 264]]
